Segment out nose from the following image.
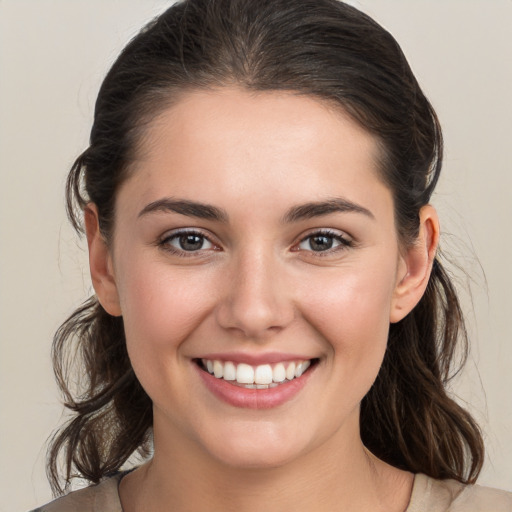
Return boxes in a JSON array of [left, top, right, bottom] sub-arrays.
[[215, 248, 295, 340]]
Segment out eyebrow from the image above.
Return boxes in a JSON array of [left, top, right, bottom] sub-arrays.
[[138, 196, 374, 223], [282, 198, 375, 223], [138, 198, 229, 222]]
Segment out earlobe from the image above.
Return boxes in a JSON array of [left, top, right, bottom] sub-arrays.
[[390, 205, 439, 323], [84, 205, 122, 317]]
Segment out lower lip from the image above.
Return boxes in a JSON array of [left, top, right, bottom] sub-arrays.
[[196, 363, 315, 409]]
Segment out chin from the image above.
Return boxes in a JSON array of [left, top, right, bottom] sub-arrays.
[[197, 420, 309, 470], [210, 443, 299, 471]]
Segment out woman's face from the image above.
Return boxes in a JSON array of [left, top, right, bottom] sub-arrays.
[[96, 88, 415, 469]]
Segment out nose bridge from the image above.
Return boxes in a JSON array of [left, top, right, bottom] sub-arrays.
[[216, 243, 293, 338]]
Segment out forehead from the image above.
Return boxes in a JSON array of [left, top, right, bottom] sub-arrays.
[[119, 87, 391, 222], [140, 87, 379, 161]]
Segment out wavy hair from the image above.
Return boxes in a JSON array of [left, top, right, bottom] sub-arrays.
[[48, 0, 483, 494]]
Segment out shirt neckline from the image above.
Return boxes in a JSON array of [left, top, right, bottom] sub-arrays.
[[114, 471, 425, 511]]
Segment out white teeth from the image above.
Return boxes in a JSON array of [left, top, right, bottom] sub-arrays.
[[295, 360, 311, 378], [236, 363, 255, 384], [202, 359, 313, 386], [272, 363, 286, 383], [254, 364, 273, 385], [242, 383, 279, 390], [223, 361, 236, 381], [213, 360, 223, 378], [286, 362, 296, 381]]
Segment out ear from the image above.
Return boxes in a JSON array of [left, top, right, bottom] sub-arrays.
[[390, 205, 439, 323], [84, 204, 122, 317]]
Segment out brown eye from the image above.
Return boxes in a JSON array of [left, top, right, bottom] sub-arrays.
[[161, 231, 215, 253], [178, 234, 207, 251], [308, 234, 334, 251], [297, 230, 352, 253]]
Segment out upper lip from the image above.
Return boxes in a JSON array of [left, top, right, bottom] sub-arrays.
[[195, 352, 317, 365]]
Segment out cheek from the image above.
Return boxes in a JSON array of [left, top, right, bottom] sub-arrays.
[[115, 260, 223, 424], [281, 258, 399, 441], [114, 256, 219, 365], [296, 258, 397, 375]]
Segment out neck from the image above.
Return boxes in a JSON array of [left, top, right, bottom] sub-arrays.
[[120, 416, 413, 512]]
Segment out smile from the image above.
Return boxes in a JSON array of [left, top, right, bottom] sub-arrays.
[[199, 359, 313, 389]]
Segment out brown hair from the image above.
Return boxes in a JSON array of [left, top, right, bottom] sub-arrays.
[[48, 0, 483, 495]]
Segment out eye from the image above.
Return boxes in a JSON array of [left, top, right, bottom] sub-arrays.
[[159, 230, 216, 254], [296, 230, 353, 253]]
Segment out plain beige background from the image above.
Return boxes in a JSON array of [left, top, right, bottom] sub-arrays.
[[0, 1, 511, 510]]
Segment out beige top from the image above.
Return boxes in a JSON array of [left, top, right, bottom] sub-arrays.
[[31, 473, 512, 512]]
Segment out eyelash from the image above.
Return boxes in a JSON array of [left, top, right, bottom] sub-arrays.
[[294, 229, 354, 256], [157, 228, 354, 257], [158, 229, 218, 258]]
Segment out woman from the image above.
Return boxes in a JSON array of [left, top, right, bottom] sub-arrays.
[[31, 0, 512, 510]]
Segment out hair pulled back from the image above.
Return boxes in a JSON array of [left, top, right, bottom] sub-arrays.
[[49, 0, 484, 494]]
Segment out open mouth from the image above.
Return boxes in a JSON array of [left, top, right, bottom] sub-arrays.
[[195, 358, 319, 389]]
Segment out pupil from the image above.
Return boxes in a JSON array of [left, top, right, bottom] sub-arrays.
[[310, 235, 333, 251], [179, 234, 203, 251]]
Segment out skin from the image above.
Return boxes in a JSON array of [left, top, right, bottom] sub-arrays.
[[86, 88, 439, 512]]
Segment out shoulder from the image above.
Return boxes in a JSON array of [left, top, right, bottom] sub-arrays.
[[408, 473, 512, 512], [28, 474, 123, 512]]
